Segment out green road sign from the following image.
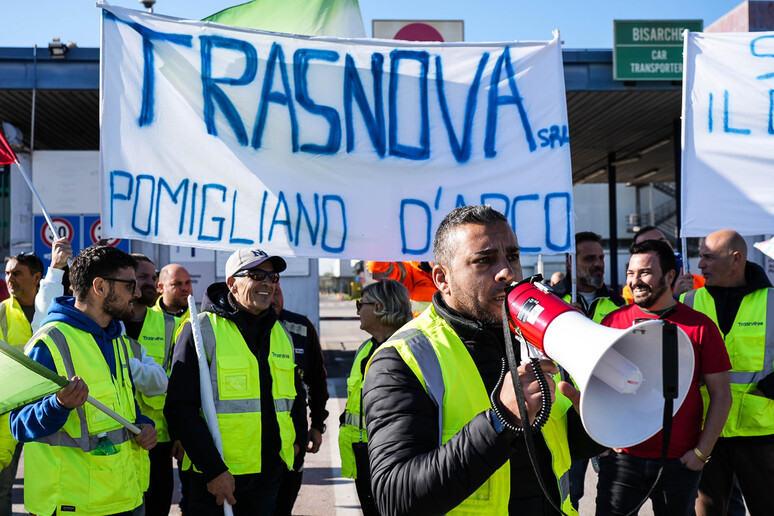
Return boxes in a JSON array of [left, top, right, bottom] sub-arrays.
[[614, 20, 703, 81]]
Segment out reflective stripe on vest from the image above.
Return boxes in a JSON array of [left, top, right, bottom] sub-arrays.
[[339, 338, 375, 479], [34, 327, 133, 452], [395, 328, 446, 446], [196, 312, 296, 472], [344, 412, 360, 427]]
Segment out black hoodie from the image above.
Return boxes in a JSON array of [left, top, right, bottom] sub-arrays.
[[705, 262, 774, 399], [164, 282, 307, 481]]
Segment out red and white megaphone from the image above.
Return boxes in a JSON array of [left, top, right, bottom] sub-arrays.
[[506, 278, 694, 449]]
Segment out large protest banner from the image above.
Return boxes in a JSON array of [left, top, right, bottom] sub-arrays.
[[101, 5, 574, 260], [682, 32, 774, 237]]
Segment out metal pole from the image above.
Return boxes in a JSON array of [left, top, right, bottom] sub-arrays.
[[649, 183, 655, 226], [673, 118, 682, 241], [607, 152, 619, 291], [31, 45, 37, 153]]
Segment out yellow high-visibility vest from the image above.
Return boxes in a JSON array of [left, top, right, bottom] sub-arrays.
[[23, 323, 147, 516], [339, 338, 374, 479], [368, 305, 577, 515], [682, 287, 774, 437]]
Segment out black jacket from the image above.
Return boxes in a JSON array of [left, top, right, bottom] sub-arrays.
[[706, 262, 774, 400], [164, 283, 307, 481], [363, 292, 603, 515], [279, 308, 329, 433]]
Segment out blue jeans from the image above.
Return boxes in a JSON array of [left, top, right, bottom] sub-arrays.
[[188, 464, 284, 516], [596, 452, 701, 516]]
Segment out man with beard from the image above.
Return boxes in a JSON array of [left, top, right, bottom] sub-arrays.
[[165, 248, 307, 514], [156, 264, 193, 320], [621, 225, 705, 304], [595, 239, 731, 515], [0, 237, 71, 516], [122, 254, 181, 515], [9, 245, 157, 516], [681, 229, 774, 516], [551, 231, 625, 509], [363, 205, 603, 515], [553, 231, 624, 323]]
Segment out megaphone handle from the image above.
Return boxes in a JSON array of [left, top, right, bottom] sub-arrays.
[[496, 299, 571, 515]]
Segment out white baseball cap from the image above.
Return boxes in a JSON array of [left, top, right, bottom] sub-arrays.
[[225, 248, 287, 278]]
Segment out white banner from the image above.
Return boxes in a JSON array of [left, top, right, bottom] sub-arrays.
[[100, 5, 574, 259], [682, 31, 774, 237]]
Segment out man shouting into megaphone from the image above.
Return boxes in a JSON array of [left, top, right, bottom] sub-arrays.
[[363, 205, 606, 516]]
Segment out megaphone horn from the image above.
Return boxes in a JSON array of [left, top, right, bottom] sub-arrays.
[[506, 279, 694, 449]]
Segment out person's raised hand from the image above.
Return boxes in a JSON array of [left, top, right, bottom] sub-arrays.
[[50, 237, 73, 270]]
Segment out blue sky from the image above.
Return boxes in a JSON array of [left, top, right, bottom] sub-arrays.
[[0, 0, 744, 49]]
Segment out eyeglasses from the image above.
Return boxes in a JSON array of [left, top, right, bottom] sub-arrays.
[[102, 277, 137, 292], [234, 270, 280, 283], [356, 300, 375, 311]]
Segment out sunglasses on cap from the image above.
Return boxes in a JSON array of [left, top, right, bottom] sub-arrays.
[[233, 269, 280, 283]]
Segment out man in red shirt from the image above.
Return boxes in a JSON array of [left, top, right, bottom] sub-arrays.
[[595, 239, 732, 516]]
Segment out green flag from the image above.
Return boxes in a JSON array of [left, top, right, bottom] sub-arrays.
[[204, 0, 366, 38], [0, 340, 67, 415]]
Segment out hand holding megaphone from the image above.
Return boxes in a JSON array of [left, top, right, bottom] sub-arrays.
[[498, 359, 558, 426]]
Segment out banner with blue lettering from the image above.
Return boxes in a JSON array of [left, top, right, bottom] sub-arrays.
[[682, 31, 774, 236], [100, 4, 574, 259]]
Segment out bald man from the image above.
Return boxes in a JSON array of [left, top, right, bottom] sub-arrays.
[[156, 264, 193, 319], [680, 229, 774, 516]]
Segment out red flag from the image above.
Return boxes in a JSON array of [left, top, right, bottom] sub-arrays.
[[0, 130, 17, 165]]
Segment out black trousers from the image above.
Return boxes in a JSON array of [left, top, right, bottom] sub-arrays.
[[696, 436, 774, 516], [145, 441, 174, 516], [274, 468, 303, 516], [188, 465, 284, 516]]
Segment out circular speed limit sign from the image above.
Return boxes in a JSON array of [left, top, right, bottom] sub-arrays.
[[41, 218, 75, 247], [89, 218, 122, 247]]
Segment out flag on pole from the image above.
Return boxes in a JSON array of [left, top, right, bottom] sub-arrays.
[[204, 0, 366, 38], [0, 340, 67, 415], [0, 129, 17, 166]]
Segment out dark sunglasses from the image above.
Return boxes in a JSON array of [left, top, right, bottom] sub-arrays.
[[356, 300, 375, 311], [102, 277, 137, 292], [234, 270, 280, 283]]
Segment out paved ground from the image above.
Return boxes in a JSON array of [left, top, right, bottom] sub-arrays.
[[7, 294, 668, 515]]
